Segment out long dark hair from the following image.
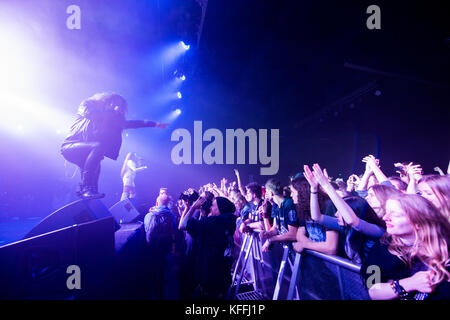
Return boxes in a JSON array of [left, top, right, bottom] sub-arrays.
[[290, 175, 328, 223], [81, 92, 128, 117], [343, 195, 386, 264]]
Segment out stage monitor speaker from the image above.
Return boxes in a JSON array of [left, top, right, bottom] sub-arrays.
[[24, 198, 115, 239], [0, 216, 115, 299], [109, 198, 142, 224]]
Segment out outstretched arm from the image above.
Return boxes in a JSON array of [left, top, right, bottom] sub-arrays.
[[405, 163, 423, 194], [312, 164, 360, 227], [294, 227, 338, 255], [357, 159, 373, 191], [368, 271, 434, 300], [363, 155, 388, 184], [124, 120, 169, 129], [234, 169, 246, 196]]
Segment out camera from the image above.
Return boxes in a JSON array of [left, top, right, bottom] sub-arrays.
[[200, 191, 214, 213], [179, 189, 199, 205]]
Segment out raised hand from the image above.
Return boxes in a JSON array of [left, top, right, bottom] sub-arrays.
[[362, 155, 379, 171], [347, 174, 360, 185], [191, 196, 206, 210], [312, 163, 332, 188], [303, 165, 319, 191], [434, 166, 444, 176], [261, 239, 271, 252], [405, 162, 422, 181], [220, 178, 228, 188]]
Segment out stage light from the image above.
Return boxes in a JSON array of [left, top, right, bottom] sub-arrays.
[[177, 92, 182, 99], [374, 90, 381, 96], [180, 41, 190, 51], [175, 108, 182, 115], [174, 70, 186, 81]]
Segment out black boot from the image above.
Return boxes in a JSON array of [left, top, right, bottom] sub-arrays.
[[80, 185, 105, 200], [76, 183, 85, 197]]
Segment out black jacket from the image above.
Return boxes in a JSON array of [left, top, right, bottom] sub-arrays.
[[62, 100, 154, 160]]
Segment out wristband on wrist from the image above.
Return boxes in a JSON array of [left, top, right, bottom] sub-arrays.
[[311, 190, 318, 194], [389, 280, 409, 299]]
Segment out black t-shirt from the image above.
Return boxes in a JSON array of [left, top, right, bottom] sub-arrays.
[[186, 212, 237, 296], [361, 241, 450, 300], [271, 198, 299, 234], [324, 196, 378, 264]]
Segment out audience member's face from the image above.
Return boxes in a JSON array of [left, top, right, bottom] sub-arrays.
[[289, 185, 298, 204], [418, 182, 439, 208], [210, 199, 220, 216], [245, 189, 254, 202], [234, 199, 244, 210], [383, 199, 415, 238], [366, 188, 381, 215], [265, 190, 274, 202]]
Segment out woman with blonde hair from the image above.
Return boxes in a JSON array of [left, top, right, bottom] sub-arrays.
[[418, 174, 450, 221], [120, 152, 147, 201], [361, 193, 450, 300]]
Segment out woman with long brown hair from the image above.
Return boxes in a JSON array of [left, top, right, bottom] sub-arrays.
[[361, 193, 450, 300], [290, 173, 339, 256]]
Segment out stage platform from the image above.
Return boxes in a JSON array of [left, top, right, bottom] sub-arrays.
[[0, 217, 43, 246]]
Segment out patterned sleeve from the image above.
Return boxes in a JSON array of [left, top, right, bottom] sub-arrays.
[[285, 200, 299, 227]]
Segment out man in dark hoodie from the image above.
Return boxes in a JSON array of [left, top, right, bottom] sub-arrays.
[[179, 196, 237, 299]]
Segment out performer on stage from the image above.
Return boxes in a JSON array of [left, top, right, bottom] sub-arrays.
[[61, 92, 168, 199], [121, 152, 147, 201]]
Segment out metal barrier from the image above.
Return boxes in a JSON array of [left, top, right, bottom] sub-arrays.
[[229, 238, 370, 300], [286, 249, 370, 300]]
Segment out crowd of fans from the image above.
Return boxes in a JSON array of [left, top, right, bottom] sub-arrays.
[[140, 156, 450, 300]]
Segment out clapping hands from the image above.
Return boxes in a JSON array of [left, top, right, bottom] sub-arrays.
[[303, 164, 333, 192], [404, 162, 423, 181], [362, 155, 380, 172]]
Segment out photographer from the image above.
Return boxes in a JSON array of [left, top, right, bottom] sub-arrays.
[[179, 196, 237, 299]]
